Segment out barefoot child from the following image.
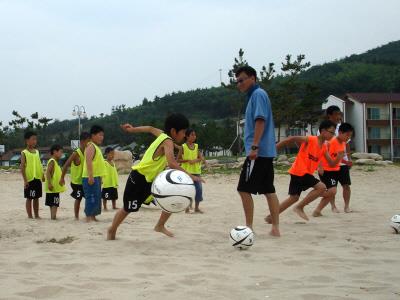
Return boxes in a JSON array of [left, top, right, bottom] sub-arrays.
[[20, 131, 44, 219], [265, 120, 337, 222], [313, 123, 354, 217], [82, 125, 106, 222], [45, 145, 66, 220], [107, 113, 203, 240], [177, 128, 207, 213], [60, 132, 91, 219], [102, 147, 119, 210]]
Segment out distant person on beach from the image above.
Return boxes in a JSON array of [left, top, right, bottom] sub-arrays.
[[107, 113, 203, 240], [102, 147, 119, 211], [20, 131, 44, 219], [235, 65, 280, 237], [313, 123, 354, 217], [265, 120, 337, 222], [45, 145, 66, 220], [60, 132, 91, 220], [177, 128, 208, 214], [82, 125, 106, 222]]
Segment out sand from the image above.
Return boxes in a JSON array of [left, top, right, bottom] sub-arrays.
[[0, 166, 399, 300]]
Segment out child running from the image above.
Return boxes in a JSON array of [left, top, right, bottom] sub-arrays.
[[82, 125, 106, 222], [60, 132, 91, 220], [177, 128, 208, 213], [20, 131, 44, 219], [265, 120, 337, 222], [102, 147, 119, 211], [45, 145, 66, 220], [313, 123, 354, 217], [107, 113, 203, 240]]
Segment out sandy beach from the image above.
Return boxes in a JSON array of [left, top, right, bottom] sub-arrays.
[[0, 166, 399, 300]]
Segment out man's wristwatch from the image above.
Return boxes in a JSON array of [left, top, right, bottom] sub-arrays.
[[251, 145, 259, 151]]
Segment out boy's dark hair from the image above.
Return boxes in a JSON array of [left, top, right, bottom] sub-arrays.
[[338, 122, 354, 133], [50, 144, 63, 155], [24, 131, 37, 140], [326, 105, 341, 116], [164, 113, 189, 135], [319, 120, 336, 132], [80, 131, 91, 141], [105, 147, 114, 155], [185, 128, 195, 137], [90, 125, 104, 135], [234, 66, 257, 80]]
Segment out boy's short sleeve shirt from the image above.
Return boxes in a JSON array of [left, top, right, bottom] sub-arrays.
[[244, 85, 277, 158]]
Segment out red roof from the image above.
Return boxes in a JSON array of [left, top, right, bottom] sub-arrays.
[[346, 93, 400, 104]]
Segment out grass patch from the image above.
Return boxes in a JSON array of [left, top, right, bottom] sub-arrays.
[[36, 236, 76, 244]]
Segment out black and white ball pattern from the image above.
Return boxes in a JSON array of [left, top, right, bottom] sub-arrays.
[[230, 226, 254, 250], [390, 214, 400, 234]]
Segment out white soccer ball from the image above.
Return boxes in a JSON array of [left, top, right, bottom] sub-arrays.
[[151, 169, 195, 213], [390, 214, 400, 234], [230, 226, 254, 250]]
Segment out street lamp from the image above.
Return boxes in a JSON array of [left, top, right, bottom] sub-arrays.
[[72, 105, 87, 138]]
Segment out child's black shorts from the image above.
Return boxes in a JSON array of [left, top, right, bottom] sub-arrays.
[[45, 193, 60, 207], [102, 187, 118, 200], [123, 170, 152, 213], [319, 170, 340, 189], [289, 174, 320, 196], [24, 179, 42, 199], [70, 183, 84, 200], [237, 157, 275, 195], [338, 165, 351, 186]]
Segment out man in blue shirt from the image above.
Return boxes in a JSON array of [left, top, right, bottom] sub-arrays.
[[235, 66, 280, 237]]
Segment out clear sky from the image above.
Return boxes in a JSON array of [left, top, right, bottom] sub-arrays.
[[1, 0, 399, 124]]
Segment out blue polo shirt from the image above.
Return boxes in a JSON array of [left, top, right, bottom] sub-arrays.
[[244, 84, 277, 158]]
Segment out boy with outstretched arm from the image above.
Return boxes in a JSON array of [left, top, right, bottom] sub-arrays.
[[107, 113, 203, 240]]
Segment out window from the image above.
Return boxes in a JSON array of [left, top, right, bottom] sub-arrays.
[[368, 145, 381, 154], [394, 145, 400, 158], [368, 127, 381, 139], [394, 127, 400, 139], [393, 108, 400, 120], [286, 128, 302, 136], [367, 107, 380, 120]]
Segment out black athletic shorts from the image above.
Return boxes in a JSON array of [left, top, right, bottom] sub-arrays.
[[338, 165, 351, 186], [289, 174, 320, 196], [45, 193, 60, 207], [237, 157, 275, 195], [70, 183, 84, 201], [102, 187, 118, 200], [24, 179, 42, 199], [319, 170, 340, 189], [123, 170, 152, 213]]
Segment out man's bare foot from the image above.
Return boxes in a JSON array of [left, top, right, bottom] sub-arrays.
[[264, 215, 272, 224], [75, 217, 79, 221], [331, 207, 340, 213], [312, 210, 323, 217], [113, 207, 118, 210], [154, 225, 174, 237], [270, 227, 280, 237], [344, 207, 352, 213], [28, 216, 33, 219], [34, 216, 41, 219], [93, 217, 99, 222], [107, 228, 116, 240], [293, 206, 309, 221], [86, 217, 93, 223], [194, 209, 204, 214], [185, 208, 193, 214]]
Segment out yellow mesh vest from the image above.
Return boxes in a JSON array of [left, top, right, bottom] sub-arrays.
[[181, 143, 201, 174], [82, 142, 106, 178], [70, 148, 84, 185], [132, 133, 171, 183], [102, 160, 119, 188], [22, 149, 43, 182], [45, 158, 66, 193]]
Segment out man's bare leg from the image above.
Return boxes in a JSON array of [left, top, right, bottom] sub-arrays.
[[294, 182, 326, 221], [239, 192, 254, 230], [154, 211, 174, 237], [26, 199, 33, 218], [265, 193, 280, 237], [330, 198, 340, 213], [265, 195, 299, 223], [74, 200, 81, 220], [313, 187, 337, 217], [33, 198, 40, 219], [50, 207, 57, 220], [103, 199, 108, 211], [343, 184, 352, 213], [107, 208, 130, 240]]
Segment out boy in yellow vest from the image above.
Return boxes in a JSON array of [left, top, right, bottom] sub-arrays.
[[107, 113, 203, 240], [82, 125, 106, 222], [60, 132, 91, 220], [102, 147, 119, 211], [20, 131, 44, 219], [45, 145, 67, 220], [177, 128, 207, 213]]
